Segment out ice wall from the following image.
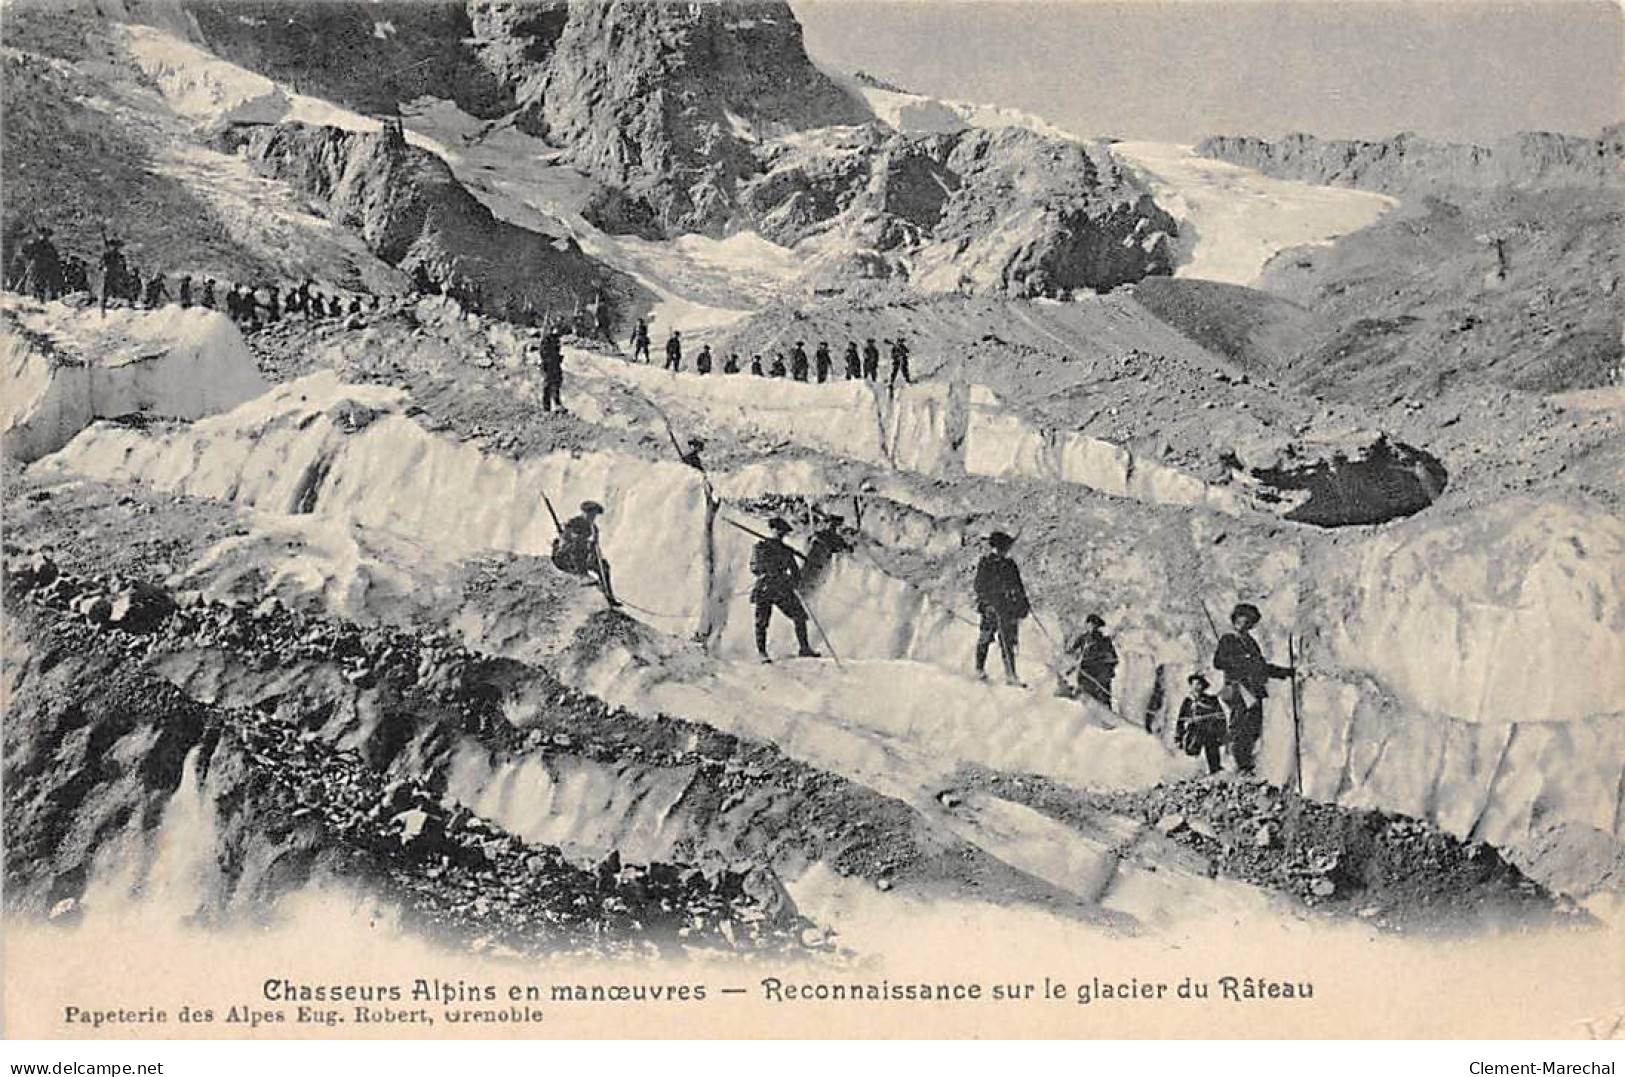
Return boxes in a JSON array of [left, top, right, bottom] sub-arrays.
[[2, 299, 268, 463]]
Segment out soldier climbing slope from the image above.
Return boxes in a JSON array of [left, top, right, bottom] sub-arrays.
[[1212, 602, 1293, 776], [664, 329, 683, 372], [750, 517, 820, 664], [1175, 673, 1227, 775], [630, 318, 651, 362], [1063, 613, 1117, 708], [843, 340, 861, 380], [678, 437, 705, 471], [888, 336, 913, 387], [972, 530, 1029, 686], [178, 275, 193, 308], [540, 328, 565, 413], [814, 341, 832, 383], [552, 500, 617, 606], [862, 337, 881, 380]]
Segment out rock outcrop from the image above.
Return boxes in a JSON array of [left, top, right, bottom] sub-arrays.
[[1196, 128, 1625, 195], [218, 122, 648, 323], [742, 125, 1177, 297]]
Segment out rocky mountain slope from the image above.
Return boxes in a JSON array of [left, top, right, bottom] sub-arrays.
[[1125, 130, 1625, 403], [17, 0, 1177, 300], [217, 121, 648, 323], [1196, 128, 1624, 194], [741, 124, 1175, 297]]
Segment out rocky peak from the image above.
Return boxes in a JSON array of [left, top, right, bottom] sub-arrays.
[[526, 0, 872, 235]]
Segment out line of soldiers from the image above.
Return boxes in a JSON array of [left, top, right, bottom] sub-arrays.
[[549, 491, 1290, 777], [971, 532, 1292, 777], [1, 225, 388, 326], [631, 320, 915, 387]]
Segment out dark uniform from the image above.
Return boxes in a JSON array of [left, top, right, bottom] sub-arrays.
[[889, 338, 912, 387], [802, 516, 851, 591], [540, 332, 564, 412], [750, 354, 764, 376], [1064, 617, 1117, 707], [723, 353, 740, 374], [100, 239, 130, 311], [1176, 675, 1227, 775], [1212, 603, 1291, 775], [814, 342, 832, 383], [178, 275, 193, 307], [769, 354, 787, 378], [21, 229, 63, 300], [843, 341, 861, 380], [790, 342, 809, 382], [630, 319, 651, 362], [142, 272, 169, 308], [552, 502, 616, 604], [696, 344, 713, 374], [973, 532, 1029, 684], [200, 278, 217, 310], [664, 331, 682, 372], [862, 338, 880, 381], [751, 518, 816, 662], [679, 438, 705, 471]]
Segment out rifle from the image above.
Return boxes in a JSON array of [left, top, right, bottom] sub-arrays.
[[1198, 599, 1221, 643], [539, 490, 563, 535], [723, 516, 842, 669]]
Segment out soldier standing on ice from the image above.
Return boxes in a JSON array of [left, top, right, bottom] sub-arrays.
[[664, 329, 683, 372], [1175, 673, 1227, 775], [1213, 602, 1293, 776], [862, 337, 881, 381], [630, 318, 651, 362], [696, 343, 714, 374], [540, 328, 565, 413], [814, 341, 832, 383], [64, 256, 89, 294], [972, 531, 1030, 686], [99, 235, 129, 312], [1064, 613, 1118, 707], [750, 517, 820, 664], [552, 501, 617, 606], [790, 340, 809, 382], [889, 336, 913, 387], [844, 340, 861, 380], [142, 271, 169, 308], [21, 227, 63, 300]]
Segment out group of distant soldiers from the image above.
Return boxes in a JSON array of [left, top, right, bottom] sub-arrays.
[[3, 224, 381, 325], [630, 319, 915, 388]]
